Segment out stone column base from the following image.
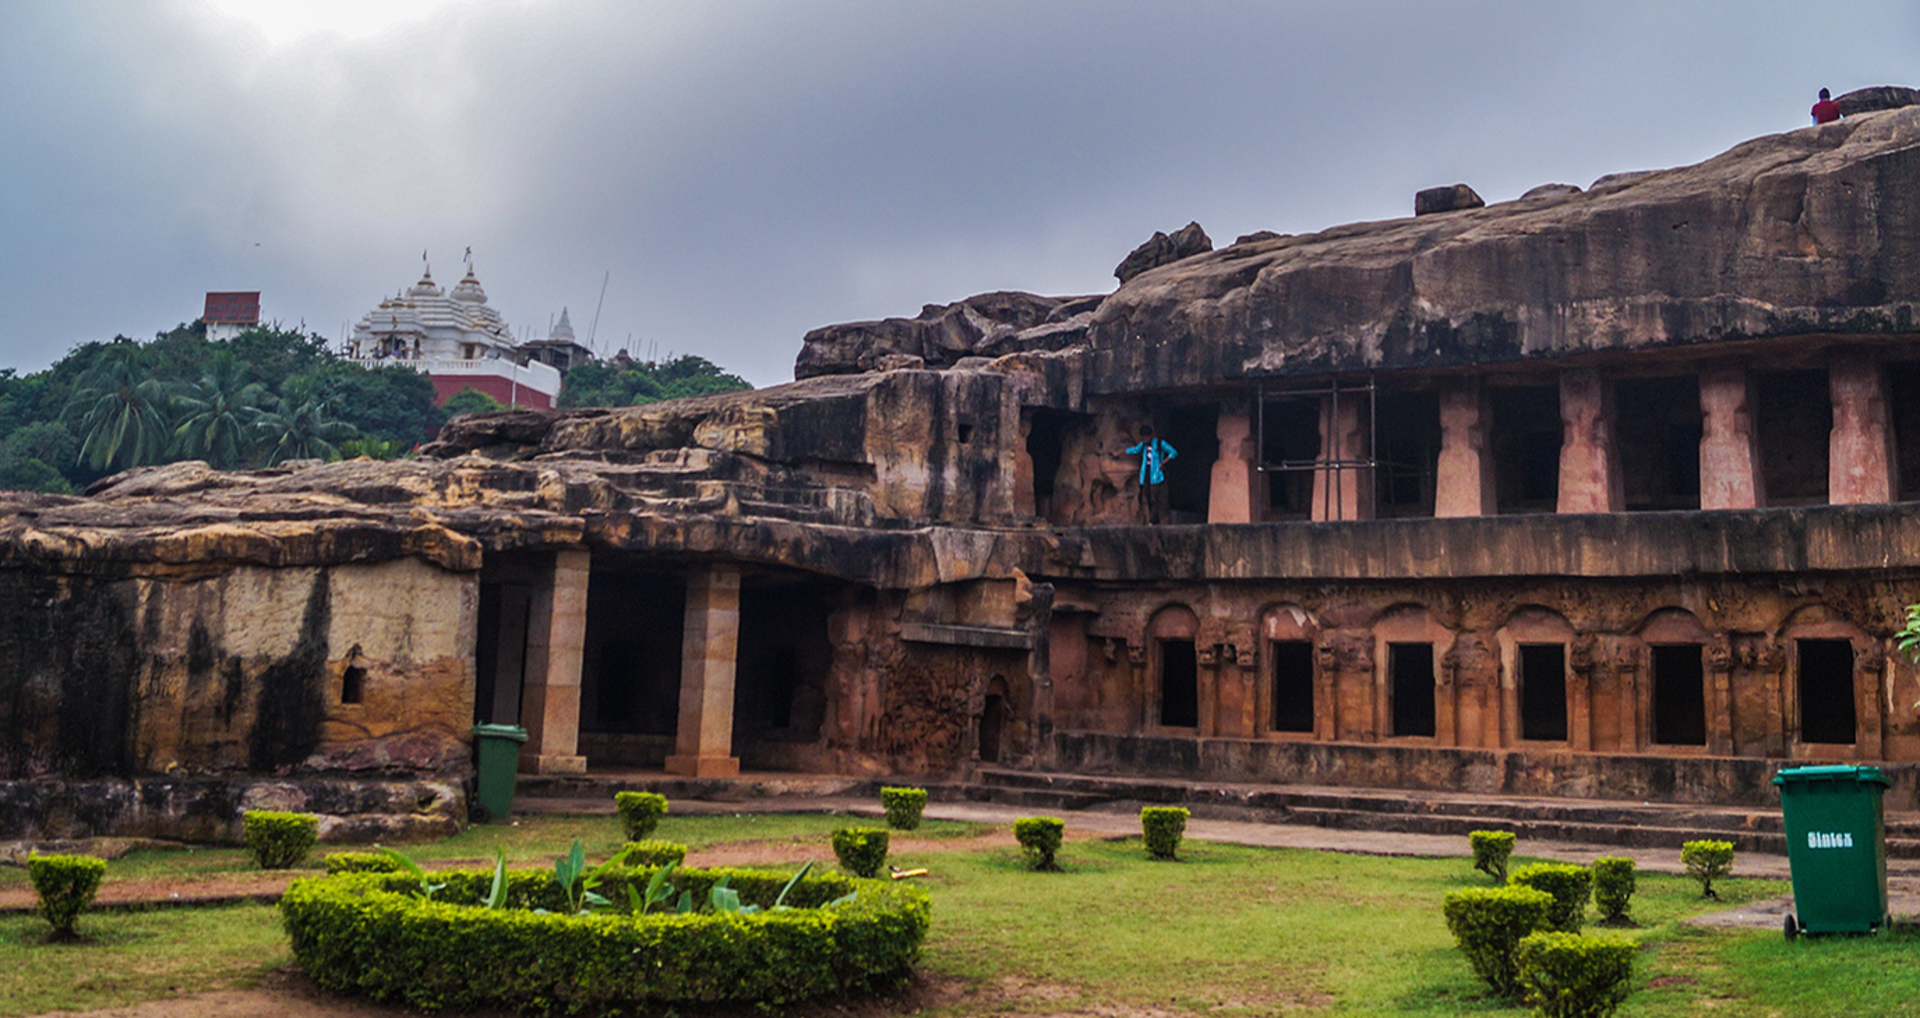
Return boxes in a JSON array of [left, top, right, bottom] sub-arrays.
[[664, 754, 741, 778], [522, 753, 588, 776]]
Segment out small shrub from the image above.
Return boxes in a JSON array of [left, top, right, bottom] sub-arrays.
[[614, 791, 670, 841], [623, 840, 688, 868], [27, 852, 106, 939], [1591, 857, 1635, 923], [324, 851, 403, 875], [880, 786, 929, 830], [1443, 885, 1553, 997], [1510, 862, 1592, 933], [831, 827, 890, 878], [1515, 930, 1636, 1018], [1681, 840, 1735, 899], [1141, 806, 1189, 860], [1470, 830, 1516, 883], [243, 809, 319, 870], [1014, 817, 1065, 871]]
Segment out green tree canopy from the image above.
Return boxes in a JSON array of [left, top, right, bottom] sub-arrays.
[[558, 354, 751, 409]]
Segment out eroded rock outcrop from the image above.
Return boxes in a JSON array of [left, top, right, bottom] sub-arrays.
[[794, 290, 1102, 379], [1113, 221, 1213, 283]]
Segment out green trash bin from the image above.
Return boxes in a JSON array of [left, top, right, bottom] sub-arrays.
[[1772, 764, 1893, 938], [470, 723, 529, 824]]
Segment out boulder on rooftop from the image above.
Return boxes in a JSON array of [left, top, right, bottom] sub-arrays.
[[1114, 221, 1213, 283], [1414, 184, 1484, 215]]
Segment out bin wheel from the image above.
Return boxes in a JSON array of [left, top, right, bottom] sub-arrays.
[[1783, 914, 1799, 941], [469, 801, 492, 824]]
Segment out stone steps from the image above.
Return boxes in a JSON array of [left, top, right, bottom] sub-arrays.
[[960, 768, 1920, 858]]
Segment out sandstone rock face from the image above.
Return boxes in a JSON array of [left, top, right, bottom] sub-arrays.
[[1414, 183, 1484, 215], [794, 291, 1101, 379], [1084, 107, 1920, 394], [1114, 221, 1213, 284], [1837, 85, 1920, 116]]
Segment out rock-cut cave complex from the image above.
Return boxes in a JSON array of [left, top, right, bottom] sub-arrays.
[[9, 95, 1920, 841]]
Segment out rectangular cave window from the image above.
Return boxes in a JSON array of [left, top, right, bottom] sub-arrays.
[[1376, 389, 1440, 518], [1159, 406, 1219, 522], [1271, 640, 1315, 733], [1158, 639, 1199, 728], [1490, 385, 1561, 514], [1797, 638, 1858, 744], [956, 421, 974, 445], [1518, 644, 1567, 741], [1261, 397, 1320, 519], [1651, 644, 1707, 746], [1389, 642, 1435, 738], [1755, 369, 1831, 506], [1890, 361, 1920, 501], [1615, 376, 1702, 511], [340, 665, 367, 705], [1025, 409, 1079, 517]]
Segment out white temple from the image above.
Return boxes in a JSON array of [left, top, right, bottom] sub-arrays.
[[347, 261, 562, 410]]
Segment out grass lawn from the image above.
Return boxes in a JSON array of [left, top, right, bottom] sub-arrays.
[[6, 813, 1920, 1017]]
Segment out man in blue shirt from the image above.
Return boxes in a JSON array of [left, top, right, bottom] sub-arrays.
[[1125, 424, 1178, 524]]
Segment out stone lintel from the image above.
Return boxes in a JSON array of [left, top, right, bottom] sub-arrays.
[[899, 622, 1035, 649]]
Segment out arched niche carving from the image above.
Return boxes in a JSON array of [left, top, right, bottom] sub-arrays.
[[1146, 604, 1201, 731], [1261, 602, 1319, 643], [1259, 603, 1321, 739], [1370, 603, 1453, 742], [1637, 607, 1710, 646], [1147, 604, 1200, 642], [1779, 603, 1876, 756]]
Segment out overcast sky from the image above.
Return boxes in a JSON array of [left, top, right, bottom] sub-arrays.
[[2, 1, 1914, 387]]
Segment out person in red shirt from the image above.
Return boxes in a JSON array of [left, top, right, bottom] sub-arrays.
[[1812, 87, 1842, 125]]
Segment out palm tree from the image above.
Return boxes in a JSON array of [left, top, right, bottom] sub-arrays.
[[172, 351, 268, 469], [250, 379, 359, 465], [65, 342, 174, 472]]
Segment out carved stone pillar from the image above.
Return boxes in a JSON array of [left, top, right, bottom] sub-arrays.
[[1330, 633, 1376, 741], [1754, 640, 1787, 757], [1614, 642, 1641, 752], [1209, 406, 1258, 524], [665, 564, 743, 777], [1706, 635, 1734, 756], [1568, 636, 1597, 752], [1435, 381, 1495, 517], [1128, 642, 1149, 732], [1557, 368, 1623, 513], [1313, 643, 1339, 741], [1859, 643, 1886, 760], [1436, 646, 1459, 747], [520, 549, 590, 775], [1196, 643, 1220, 738], [1313, 394, 1373, 521], [1829, 350, 1895, 505], [1699, 363, 1763, 510]]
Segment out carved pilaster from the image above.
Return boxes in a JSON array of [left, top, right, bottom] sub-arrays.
[[1706, 634, 1734, 756]]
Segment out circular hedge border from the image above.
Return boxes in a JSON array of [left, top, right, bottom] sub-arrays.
[[279, 864, 930, 1014]]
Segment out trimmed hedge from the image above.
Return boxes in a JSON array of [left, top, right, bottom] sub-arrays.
[[880, 787, 928, 830], [832, 827, 890, 878], [1014, 817, 1064, 871], [1591, 857, 1635, 922], [27, 852, 106, 938], [244, 810, 319, 870], [1470, 830, 1516, 883], [1509, 862, 1592, 933], [623, 840, 688, 868], [324, 851, 403, 875], [1681, 840, 1734, 899], [1515, 930, 1636, 1018], [1140, 806, 1189, 860], [614, 792, 669, 841], [279, 864, 930, 1013], [1443, 885, 1553, 997]]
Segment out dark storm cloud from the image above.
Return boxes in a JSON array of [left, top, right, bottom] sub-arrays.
[[2, 1, 1916, 386]]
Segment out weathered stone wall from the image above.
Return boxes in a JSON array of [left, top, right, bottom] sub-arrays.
[[1050, 570, 1920, 766], [0, 557, 476, 782]]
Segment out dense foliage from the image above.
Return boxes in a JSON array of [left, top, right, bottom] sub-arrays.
[[279, 865, 929, 1013], [881, 786, 929, 830], [613, 791, 669, 841], [556, 354, 750, 409], [243, 810, 320, 870], [1681, 839, 1736, 899], [1014, 817, 1065, 871], [1140, 806, 1189, 860], [1514, 930, 1637, 1018], [1442, 884, 1554, 997], [0, 324, 444, 491], [27, 852, 106, 939], [322, 851, 404, 875], [622, 840, 688, 868], [832, 827, 891, 878], [1591, 857, 1636, 922], [1509, 862, 1593, 933], [1470, 829, 1517, 883]]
